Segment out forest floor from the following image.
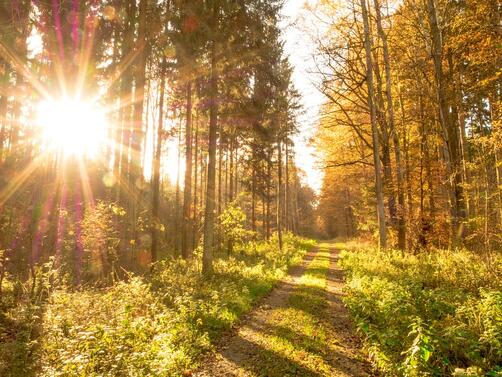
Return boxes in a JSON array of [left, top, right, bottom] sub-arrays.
[[194, 242, 372, 377]]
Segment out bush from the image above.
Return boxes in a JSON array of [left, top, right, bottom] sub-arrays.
[[340, 247, 502, 376], [217, 203, 254, 253], [81, 201, 123, 282]]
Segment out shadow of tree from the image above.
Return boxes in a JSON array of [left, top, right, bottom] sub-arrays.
[[206, 248, 370, 376], [200, 249, 319, 342], [218, 334, 324, 377]]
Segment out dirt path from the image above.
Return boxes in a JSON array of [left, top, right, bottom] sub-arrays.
[[194, 243, 372, 377]]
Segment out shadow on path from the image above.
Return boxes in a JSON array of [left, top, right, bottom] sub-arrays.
[[195, 244, 372, 377]]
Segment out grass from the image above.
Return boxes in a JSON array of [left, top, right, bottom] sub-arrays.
[[339, 244, 502, 377], [0, 234, 315, 377], [242, 247, 331, 376]]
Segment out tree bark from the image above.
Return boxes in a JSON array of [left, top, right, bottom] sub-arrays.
[[218, 135, 223, 216], [276, 138, 283, 251], [175, 116, 182, 251], [373, 0, 406, 250], [202, 3, 219, 274], [425, 0, 465, 246], [151, 63, 166, 263], [285, 140, 290, 232], [115, 0, 136, 204], [251, 150, 256, 234], [182, 82, 193, 259], [266, 152, 272, 240], [360, 0, 387, 248], [193, 113, 199, 248]]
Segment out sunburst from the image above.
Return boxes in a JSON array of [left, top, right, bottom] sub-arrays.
[[36, 97, 109, 158]]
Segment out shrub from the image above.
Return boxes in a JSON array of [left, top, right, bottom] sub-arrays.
[[340, 247, 502, 376], [217, 203, 253, 253], [81, 201, 123, 282]]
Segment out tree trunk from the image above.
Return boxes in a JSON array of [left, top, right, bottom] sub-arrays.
[[276, 138, 283, 251], [266, 153, 272, 240], [193, 113, 199, 249], [202, 4, 219, 274], [251, 151, 256, 233], [372, 44, 396, 231], [426, 0, 465, 246], [229, 134, 234, 202], [129, 0, 148, 244], [285, 140, 290, 232], [182, 82, 193, 259], [218, 135, 223, 216], [360, 0, 387, 248], [151, 62, 166, 263], [373, 0, 406, 250], [115, 0, 136, 204], [175, 116, 182, 252]]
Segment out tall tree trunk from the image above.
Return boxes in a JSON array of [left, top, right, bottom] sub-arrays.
[[224, 147, 229, 207], [234, 140, 239, 196], [200, 147, 205, 221], [489, 97, 502, 228], [450, 56, 472, 218], [0, 72, 8, 162], [193, 113, 199, 249], [276, 138, 283, 251], [202, 4, 219, 274], [227, 134, 235, 254], [426, 0, 465, 246], [129, 0, 148, 246], [218, 135, 223, 216], [262, 195, 266, 237], [115, 0, 136, 204], [151, 63, 166, 263], [397, 72, 414, 229], [293, 168, 300, 235], [360, 0, 387, 248], [251, 151, 256, 234], [372, 44, 396, 230], [229, 134, 234, 202], [182, 82, 193, 259], [285, 140, 290, 232], [373, 0, 406, 249], [266, 153, 272, 240], [175, 116, 182, 251]]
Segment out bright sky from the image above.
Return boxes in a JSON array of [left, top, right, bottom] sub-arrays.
[[280, 0, 324, 193]]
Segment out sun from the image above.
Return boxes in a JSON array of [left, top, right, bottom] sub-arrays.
[[36, 97, 109, 158]]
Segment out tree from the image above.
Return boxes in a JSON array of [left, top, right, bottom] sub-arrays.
[[360, 0, 387, 249]]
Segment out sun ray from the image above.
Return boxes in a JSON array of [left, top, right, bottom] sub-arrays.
[[0, 42, 51, 100], [77, 158, 95, 208], [0, 153, 46, 207]]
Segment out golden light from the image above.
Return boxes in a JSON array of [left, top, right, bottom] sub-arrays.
[[36, 98, 108, 158]]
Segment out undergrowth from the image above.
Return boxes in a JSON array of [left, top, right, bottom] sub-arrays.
[[339, 245, 502, 377], [0, 233, 315, 376]]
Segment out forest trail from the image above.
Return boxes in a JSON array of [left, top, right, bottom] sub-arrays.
[[194, 243, 372, 377]]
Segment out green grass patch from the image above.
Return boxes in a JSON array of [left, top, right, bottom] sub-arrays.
[[1, 234, 315, 377], [339, 245, 502, 376]]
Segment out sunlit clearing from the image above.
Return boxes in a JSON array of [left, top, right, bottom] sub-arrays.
[[37, 98, 108, 158]]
